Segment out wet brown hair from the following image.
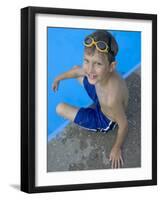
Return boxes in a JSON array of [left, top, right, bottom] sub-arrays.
[[84, 30, 118, 64]]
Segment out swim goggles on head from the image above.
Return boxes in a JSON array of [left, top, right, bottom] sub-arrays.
[[83, 36, 109, 53]]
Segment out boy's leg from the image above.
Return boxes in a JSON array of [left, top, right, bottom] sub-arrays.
[[56, 102, 79, 121]]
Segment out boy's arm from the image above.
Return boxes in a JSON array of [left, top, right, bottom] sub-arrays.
[[72, 66, 85, 85], [55, 65, 84, 81], [52, 65, 85, 91], [108, 101, 128, 168]]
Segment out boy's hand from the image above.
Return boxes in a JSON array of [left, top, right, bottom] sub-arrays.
[[109, 146, 124, 169], [52, 78, 60, 92]]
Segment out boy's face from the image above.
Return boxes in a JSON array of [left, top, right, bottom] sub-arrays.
[[83, 49, 114, 85]]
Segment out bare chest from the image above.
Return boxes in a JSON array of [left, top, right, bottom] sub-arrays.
[[95, 81, 128, 120], [95, 87, 109, 107]]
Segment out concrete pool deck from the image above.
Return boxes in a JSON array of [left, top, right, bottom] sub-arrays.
[[47, 68, 141, 171]]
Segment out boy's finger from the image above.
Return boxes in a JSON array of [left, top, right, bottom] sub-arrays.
[[111, 159, 115, 169], [120, 156, 124, 166], [117, 160, 120, 168], [114, 160, 117, 169], [52, 84, 55, 90], [52, 84, 58, 91], [52, 86, 55, 91]]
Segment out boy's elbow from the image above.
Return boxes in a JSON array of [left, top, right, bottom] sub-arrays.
[[118, 119, 128, 132], [73, 65, 81, 70], [73, 65, 85, 77]]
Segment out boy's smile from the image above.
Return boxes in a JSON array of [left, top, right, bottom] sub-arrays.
[[87, 73, 98, 81]]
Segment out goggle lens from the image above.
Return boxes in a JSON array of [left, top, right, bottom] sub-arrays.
[[84, 37, 93, 45], [97, 41, 107, 50], [84, 37, 109, 53]]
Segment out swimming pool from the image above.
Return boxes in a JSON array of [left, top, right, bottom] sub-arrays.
[[48, 28, 141, 141]]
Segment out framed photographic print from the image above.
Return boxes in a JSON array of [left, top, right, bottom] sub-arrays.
[[21, 6, 157, 193]]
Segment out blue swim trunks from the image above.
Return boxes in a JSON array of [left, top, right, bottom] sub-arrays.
[[74, 76, 117, 133]]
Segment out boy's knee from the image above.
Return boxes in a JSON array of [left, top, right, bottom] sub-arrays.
[[56, 103, 66, 115]]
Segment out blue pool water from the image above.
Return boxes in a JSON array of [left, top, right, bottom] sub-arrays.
[[48, 28, 141, 141]]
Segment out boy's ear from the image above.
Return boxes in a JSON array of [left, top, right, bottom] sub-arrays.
[[109, 61, 117, 72]]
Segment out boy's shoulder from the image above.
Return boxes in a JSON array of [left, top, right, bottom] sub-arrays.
[[108, 72, 124, 91]]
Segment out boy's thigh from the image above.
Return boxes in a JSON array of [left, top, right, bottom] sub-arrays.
[[56, 102, 79, 121], [74, 107, 98, 131]]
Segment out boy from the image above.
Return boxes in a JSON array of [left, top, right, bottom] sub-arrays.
[[52, 30, 129, 169]]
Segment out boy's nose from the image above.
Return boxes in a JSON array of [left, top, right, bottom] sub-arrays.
[[88, 63, 95, 73]]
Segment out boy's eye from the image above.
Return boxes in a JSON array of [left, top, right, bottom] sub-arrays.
[[84, 59, 89, 63], [95, 62, 102, 66]]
